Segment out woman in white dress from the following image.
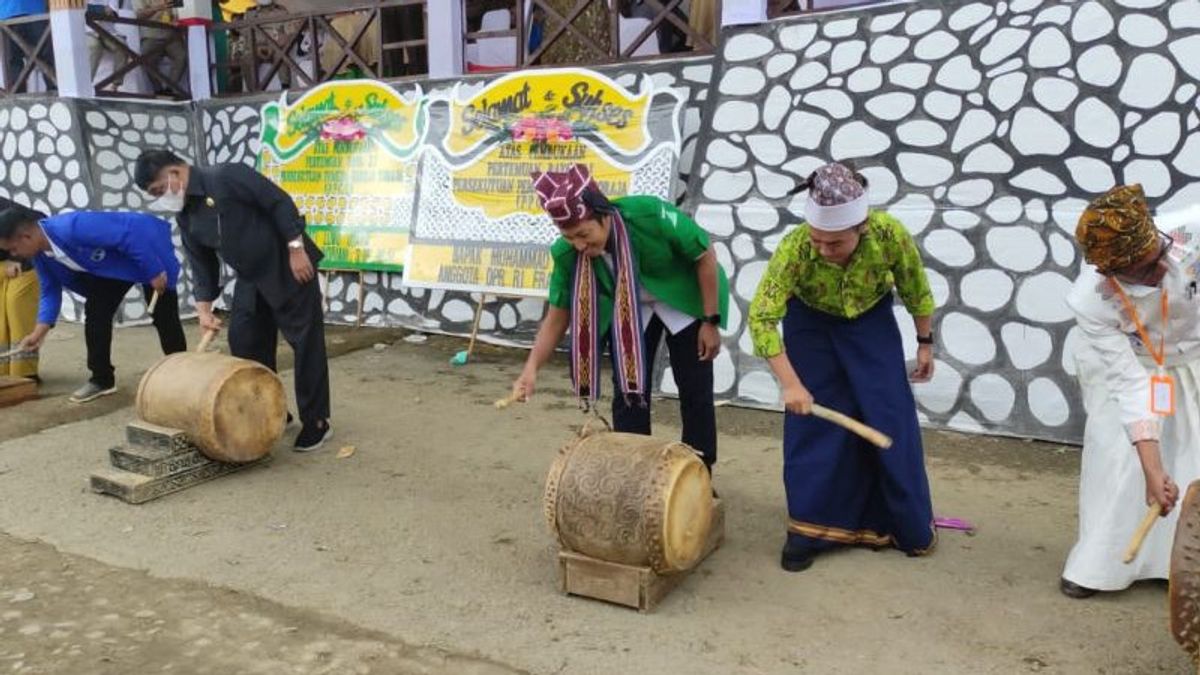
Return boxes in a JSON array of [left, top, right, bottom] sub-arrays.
[[1061, 183, 1200, 598]]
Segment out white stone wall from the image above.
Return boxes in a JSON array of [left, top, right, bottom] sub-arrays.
[[684, 0, 1200, 442], [5, 0, 1196, 442]]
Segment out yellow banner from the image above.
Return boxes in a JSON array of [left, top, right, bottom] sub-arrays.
[[404, 243, 553, 292], [450, 145, 634, 220], [407, 67, 682, 296], [444, 68, 652, 158], [258, 80, 428, 271]]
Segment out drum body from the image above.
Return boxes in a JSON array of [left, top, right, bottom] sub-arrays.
[[1172, 481, 1200, 658], [544, 430, 713, 573], [135, 352, 287, 463]]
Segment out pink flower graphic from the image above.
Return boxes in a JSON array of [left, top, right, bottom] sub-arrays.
[[320, 116, 367, 142], [510, 117, 574, 143]]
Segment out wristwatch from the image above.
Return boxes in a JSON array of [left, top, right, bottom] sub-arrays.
[[287, 237, 304, 250], [916, 333, 935, 345], [704, 314, 721, 326]]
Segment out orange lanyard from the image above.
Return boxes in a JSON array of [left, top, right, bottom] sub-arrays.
[[1107, 277, 1168, 368]]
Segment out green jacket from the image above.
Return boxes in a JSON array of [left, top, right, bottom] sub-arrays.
[[547, 195, 730, 336]]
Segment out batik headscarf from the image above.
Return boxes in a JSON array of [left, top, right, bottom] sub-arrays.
[[530, 164, 646, 410], [802, 162, 869, 232], [1075, 184, 1159, 274]]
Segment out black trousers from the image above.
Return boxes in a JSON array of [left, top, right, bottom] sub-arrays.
[[228, 279, 330, 424], [82, 275, 187, 388], [610, 316, 717, 470]]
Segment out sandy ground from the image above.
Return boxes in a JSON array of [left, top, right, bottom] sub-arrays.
[[0, 534, 518, 675], [0, 323, 1193, 674]]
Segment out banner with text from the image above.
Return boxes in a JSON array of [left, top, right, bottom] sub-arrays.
[[405, 67, 684, 296], [257, 80, 429, 272]]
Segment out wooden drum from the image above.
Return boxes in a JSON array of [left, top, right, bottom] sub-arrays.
[[543, 428, 714, 573], [135, 352, 287, 463], [1172, 480, 1200, 661]]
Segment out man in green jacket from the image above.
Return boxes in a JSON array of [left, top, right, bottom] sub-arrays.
[[509, 163, 729, 471]]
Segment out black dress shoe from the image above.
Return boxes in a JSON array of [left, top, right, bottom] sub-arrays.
[[781, 545, 814, 573], [1060, 577, 1098, 599]]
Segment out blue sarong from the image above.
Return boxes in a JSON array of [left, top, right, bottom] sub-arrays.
[[781, 294, 936, 554]]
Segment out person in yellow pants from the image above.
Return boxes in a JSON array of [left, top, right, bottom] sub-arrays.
[[0, 251, 39, 380]]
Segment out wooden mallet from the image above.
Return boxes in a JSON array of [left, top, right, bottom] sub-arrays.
[[811, 403, 893, 449], [494, 391, 522, 409], [1123, 503, 1165, 564], [492, 393, 891, 449], [196, 329, 218, 353]]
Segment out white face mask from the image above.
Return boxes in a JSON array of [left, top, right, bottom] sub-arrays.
[[151, 176, 185, 213]]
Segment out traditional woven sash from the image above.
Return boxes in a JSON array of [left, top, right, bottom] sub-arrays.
[[570, 210, 645, 410]]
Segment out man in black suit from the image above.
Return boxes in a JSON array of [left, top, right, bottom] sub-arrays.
[[133, 150, 332, 452]]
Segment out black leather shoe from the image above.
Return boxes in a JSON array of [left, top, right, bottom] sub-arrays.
[[781, 546, 814, 573], [1060, 577, 1098, 599]]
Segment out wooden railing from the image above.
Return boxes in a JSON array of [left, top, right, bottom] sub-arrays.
[[463, 0, 722, 73], [208, 0, 428, 96], [0, 14, 55, 96], [85, 14, 189, 100]]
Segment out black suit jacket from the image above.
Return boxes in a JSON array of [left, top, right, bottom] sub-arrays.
[[177, 163, 322, 310]]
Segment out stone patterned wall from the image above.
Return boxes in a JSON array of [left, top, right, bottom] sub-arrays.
[[196, 58, 715, 344], [8, 1, 1193, 441], [75, 99, 201, 324], [684, 0, 1200, 442], [0, 97, 198, 324]]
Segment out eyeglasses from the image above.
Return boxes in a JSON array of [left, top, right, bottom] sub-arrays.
[[1113, 232, 1171, 284]]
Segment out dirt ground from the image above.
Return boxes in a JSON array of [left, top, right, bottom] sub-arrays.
[[0, 323, 1194, 674]]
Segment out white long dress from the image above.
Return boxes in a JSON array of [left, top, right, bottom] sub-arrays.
[[1063, 224, 1200, 590]]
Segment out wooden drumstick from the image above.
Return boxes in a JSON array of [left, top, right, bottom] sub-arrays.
[[811, 403, 893, 449], [494, 391, 522, 409], [147, 290, 161, 315], [196, 329, 218, 353], [1123, 503, 1164, 564]]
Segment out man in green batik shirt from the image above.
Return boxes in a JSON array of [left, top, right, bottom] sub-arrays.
[[510, 164, 729, 473], [748, 161, 938, 572]]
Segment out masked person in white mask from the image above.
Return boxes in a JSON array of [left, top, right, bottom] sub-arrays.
[[133, 150, 332, 452]]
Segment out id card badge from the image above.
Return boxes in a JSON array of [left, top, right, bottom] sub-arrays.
[[1151, 373, 1176, 417]]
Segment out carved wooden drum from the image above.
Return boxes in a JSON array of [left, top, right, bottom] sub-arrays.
[[543, 429, 714, 573], [1171, 481, 1200, 660], [135, 352, 287, 464]]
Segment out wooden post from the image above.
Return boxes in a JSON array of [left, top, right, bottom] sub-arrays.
[[48, 0, 95, 97], [464, 293, 486, 360]]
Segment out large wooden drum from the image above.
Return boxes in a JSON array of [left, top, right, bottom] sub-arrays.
[[135, 352, 287, 463], [543, 429, 714, 573], [1171, 481, 1200, 661]]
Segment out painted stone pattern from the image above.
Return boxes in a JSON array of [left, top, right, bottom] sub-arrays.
[[0, 98, 197, 324], [683, 0, 1200, 442]]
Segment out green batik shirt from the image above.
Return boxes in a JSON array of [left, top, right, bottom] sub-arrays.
[[545, 195, 730, 336], [748, 210, 936, 359]]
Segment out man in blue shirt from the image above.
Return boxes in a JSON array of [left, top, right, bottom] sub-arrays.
[[0, 205, 186, 403], [1, 0, 53, 92]]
